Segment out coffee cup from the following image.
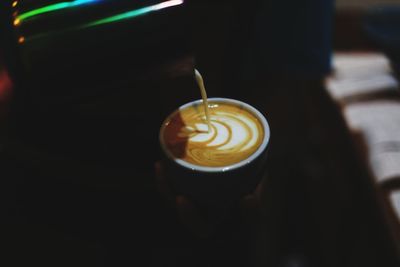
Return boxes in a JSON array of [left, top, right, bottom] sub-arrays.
[[159, 97, 270, 210]]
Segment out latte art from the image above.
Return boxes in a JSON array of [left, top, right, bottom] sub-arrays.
[[162, 102, 264, 167]]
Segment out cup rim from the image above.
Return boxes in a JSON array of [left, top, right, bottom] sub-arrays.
[[159, 97, 270, 173]]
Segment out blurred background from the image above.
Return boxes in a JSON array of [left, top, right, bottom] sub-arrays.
[[1, 0, 400, 266]]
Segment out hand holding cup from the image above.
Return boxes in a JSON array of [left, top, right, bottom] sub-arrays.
[[158, 98, 270, 238]]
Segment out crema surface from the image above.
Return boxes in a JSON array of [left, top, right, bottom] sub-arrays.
[[162, 102, 264, 167]]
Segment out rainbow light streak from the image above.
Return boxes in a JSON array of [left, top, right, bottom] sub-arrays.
[[84, 0, 184, 28], [18, 0, 100, 21]]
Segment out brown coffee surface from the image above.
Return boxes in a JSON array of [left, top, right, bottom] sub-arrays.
[[162, 101, 264, 167]]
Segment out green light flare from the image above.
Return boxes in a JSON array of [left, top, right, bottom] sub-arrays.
[[84, 0, 183, 28], [84, 6, 154, 27], [18, 0, 99, 21]]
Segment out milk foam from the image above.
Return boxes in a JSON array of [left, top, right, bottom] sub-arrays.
[[189, 113, 259, 153], [162, 102, 265, 167]]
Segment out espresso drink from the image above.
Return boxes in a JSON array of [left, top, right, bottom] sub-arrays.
[[161, 101, 265, 167]]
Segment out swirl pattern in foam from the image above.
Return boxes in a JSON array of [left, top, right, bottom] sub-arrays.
[[162, 101, 265, 167]]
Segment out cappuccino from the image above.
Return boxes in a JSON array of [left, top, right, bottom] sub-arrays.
[[161, 101, 265, 167]]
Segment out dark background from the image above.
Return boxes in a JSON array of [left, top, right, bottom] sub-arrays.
[[1, 1, 399, 266]]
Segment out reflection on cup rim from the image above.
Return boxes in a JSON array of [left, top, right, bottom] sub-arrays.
[[159, 97, 271, 173]]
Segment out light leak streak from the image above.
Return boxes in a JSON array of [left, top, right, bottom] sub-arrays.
[[84, 0, 184, 28], [18, 0, 100, 21], [24, 0, 184, 42]]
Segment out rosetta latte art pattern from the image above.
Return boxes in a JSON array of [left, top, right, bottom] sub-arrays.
[[162, 103, 264, 167]]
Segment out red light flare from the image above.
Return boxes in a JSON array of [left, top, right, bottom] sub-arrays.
[[0, 67, 13, 119]]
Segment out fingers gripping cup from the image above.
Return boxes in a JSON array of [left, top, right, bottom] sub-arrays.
[[159, 98, 270, 211]]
